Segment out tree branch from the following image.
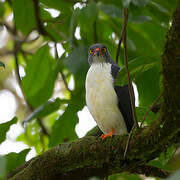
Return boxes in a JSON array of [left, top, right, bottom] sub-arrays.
[[122, 8, 138, 128], [140, 93, 163, 127], [56, 165, 170, 180], [0, 49, 14, 57], [8, 127, 177, 180]]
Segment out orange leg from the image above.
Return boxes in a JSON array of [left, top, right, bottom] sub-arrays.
[[100, 128, 114, 141]]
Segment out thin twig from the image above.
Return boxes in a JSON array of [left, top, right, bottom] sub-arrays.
[[14, 34, 39, 44], [37, 118, 50, 136], [14, 40, 22, 86], [0, 49, 32, 58], [116, 29, 123, 63], [0, 21, 30, 43], [0, 21, 14, 34], [0, 50, 14, 57], [32, 0, 56, 42], [122, 8, 138, 128], [123, 125, 135, 159], [140, 93, 163, 127], [23, 106, 50, 136], [60, 72, 72, 92], [23, 107, 50, 136], [54, 43, 72, 93], [13, 44, 32, 103], [54, 43, 59, 59], [0, 21, 40, 45]]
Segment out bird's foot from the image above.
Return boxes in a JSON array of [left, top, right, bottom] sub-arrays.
[[100, 129, 114, 141]]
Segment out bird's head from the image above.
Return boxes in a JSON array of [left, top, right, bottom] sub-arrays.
[[88, 43, 111, 65]]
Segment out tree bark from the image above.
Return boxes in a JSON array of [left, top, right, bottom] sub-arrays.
[[8, 0, 180, 179]]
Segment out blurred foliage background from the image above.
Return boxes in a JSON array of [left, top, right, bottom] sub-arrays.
[[0, 0, 180, 179]]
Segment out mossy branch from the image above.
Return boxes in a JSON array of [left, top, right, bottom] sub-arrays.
[[8, 130, 173, 180]]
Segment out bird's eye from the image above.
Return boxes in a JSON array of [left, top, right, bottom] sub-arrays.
[[102, 47, 106, 52], [89, 49, 94, 54]]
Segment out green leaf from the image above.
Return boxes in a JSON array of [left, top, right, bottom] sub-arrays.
[[116, 56, 160, 85], [129, 15, 152, 23], [40, 6, 53, 21], [100, 0, 123, 9], [99, 4, 122, 18], [129, 23, 166, 54], [127, 25, 159, 56], [123, 0, 150, 7], [3, 149, 31, 178], [116, 56, 161, 107], [64, 46, 88, 74], [159, 146, 175, 166], [77, 3, 98, 43], [122, 0, 131, 8], [0, 61, 5, 68], [136, 107, 156, 124], [49, 90, 84, 147], [148, 159, 172, 171], [64, 46, 89, 87], [24, 98, 62, 123], [109, 172, 141, 180], [12, 0, 36, 34], [22, 45, 57, 107], [0, 117, 17, 144], [17, 120, 48, 154], [135, 65, 161, 106], [6, 148, 30, 172], [40, 0, 73, 12], [79, 3, 98, 23], [45, 19, 70, 41], [152, 0, 178, 15], [49, 104, 78, 147], [0, 2, 5, 18], [17, 132, 37, 153], [131, 0, 150, 7], [0, 156, 6, 179]]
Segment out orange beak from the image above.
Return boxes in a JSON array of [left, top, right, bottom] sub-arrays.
[[94, 48, 102, 56]]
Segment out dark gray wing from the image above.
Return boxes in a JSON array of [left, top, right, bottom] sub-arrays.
[[114, 85, 134, 132], [111, 61, 120, 79], [111, 63, 134, 132]]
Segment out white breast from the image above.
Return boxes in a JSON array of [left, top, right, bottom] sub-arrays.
[[85, 63, 127, 135]]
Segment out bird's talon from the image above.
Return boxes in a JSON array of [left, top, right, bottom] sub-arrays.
[[100, 129, 114, 141]]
